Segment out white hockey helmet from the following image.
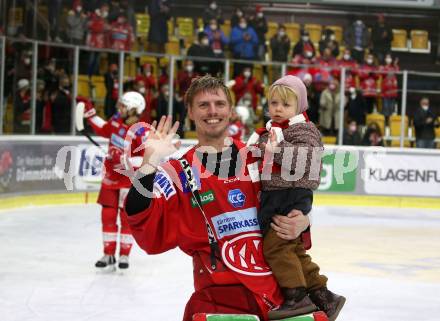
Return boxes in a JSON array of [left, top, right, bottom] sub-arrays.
[[119, 91, 146, 114]]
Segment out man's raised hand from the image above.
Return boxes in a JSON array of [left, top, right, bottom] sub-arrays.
[[139, 116, 181, 174]]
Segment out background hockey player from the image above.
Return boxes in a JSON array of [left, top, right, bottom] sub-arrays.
[[78, 91, 147, 270]]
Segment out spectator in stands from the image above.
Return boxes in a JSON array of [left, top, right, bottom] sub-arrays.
[[108, 0, 122, 22], [335, 49, 357, 92], [175, 60, 199, 136], [147, 0, 170, 53], [319, 28, 340, 58], [156, 84, 177, 121], [187, 32, 216, 75], [303, 73, 319, 125], [232, 67, 265, 111], [204, 18, 229, 58], [379, 53, 399, 123], [49, 0, 63, 42], [319, 79, 341, 135], [358, 53, 379, 113], [51, 75, 72, 134], [14, 51, 32, 83], [176, 60, 199, 101], [342, 120, 362, 145], [230, 17, 259, 61], [231, 7, 245, 28], [312, 47, 336, 96], [13, 79, 31, 133], [204, 1, 224, 27], [293, 30, 316, 60], [270, 24, 291, 63], [371, 14, 393, 64], [36, 80, 47, 133], [236, 92, 259, 139], [228, 107, 245, 141], [135, 63, 157, 116], [66, 1, 88, 45], [362, 122, 384, 146], [86, 3, 110, 77], [344, 19, 370, 63], [122, 0, 137, 40], [346, 87, 367, 126], [39, 59, 59, 95], [413, 97, 438, 149], [249, 5, 268, 61], [104, 64, 119, 119], [109, 11, 135, 51]]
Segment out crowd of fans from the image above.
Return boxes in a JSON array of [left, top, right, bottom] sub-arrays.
[[1, 0, 438, 148]]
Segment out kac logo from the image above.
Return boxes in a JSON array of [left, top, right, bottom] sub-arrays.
[[228, 189, 246, 208], [221, 233, 272, 276]]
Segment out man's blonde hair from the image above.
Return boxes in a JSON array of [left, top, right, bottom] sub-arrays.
[[184, 75, 233, 108], [268, 84, 298, 105]]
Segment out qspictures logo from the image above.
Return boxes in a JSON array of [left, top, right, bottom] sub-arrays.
[[0, 150, 14, 192]]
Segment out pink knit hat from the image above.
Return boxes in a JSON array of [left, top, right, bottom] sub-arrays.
[[271, 75, 308, 113]]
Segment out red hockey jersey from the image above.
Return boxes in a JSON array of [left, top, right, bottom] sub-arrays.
[[88, 114, 147, 189], [109, 21, 134, 51], [126, 142, 283, 319]]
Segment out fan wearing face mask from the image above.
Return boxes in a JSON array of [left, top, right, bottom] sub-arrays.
[[334, 49, 358, 92], [232, 67, 265, 111], [358, 54, 380, 113], [249, 5, 268, 61], [66, 0, 88, 45], [379, 54, 399, 122], [203, 1, 224, 27], [187, 32, 216, 75], [270, 24, 291, 63], [293, 30, 316, 60], [230, 17, 259, 61], [414, 97, 439, 149], [318, 28, 340, 58], [86, 3, 110, 76], [135, 63, 158, 119], [204, 18, 229, 58], [109, 11, 134, 51]]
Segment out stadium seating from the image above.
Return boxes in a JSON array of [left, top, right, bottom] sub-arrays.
[[322, 136, 337, 145], [304, 24, 322, 45], [176, 17, 194, 42], [221, 20, 232, 38], [266, 22, 280, 41], [166, 38, 180, 55], [410, 30, 429, 52], [389, 114, 411, 147], [285, 23, 301, 44], [136, 13, 150, 38], [77, 75, 91, 97], [391, 29, 408, 51]]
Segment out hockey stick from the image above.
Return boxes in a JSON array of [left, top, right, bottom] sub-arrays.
[[75, 102, 106, 151]]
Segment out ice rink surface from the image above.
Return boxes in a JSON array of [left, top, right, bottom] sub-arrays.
[[1, 203, 440, 321]]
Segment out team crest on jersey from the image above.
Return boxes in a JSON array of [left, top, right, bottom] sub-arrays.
[[221, 233, 272, 276], [118, 128, 126, 136], [228, 189, 246, 208]]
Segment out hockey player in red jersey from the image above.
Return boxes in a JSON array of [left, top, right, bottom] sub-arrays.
[[124, 76, 312, 321], [80, 91, 148, 270]]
